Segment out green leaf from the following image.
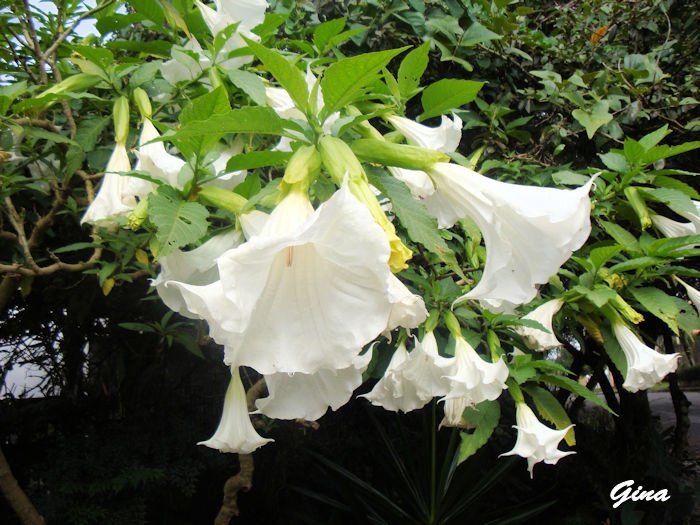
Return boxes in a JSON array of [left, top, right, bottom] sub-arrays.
[[21, 126, 79, 147], [638, 125, 671, 150], [539, 374, 616, 415], [179, 86, 231, 125], [458, 399, 501, 464], [459, 22, 502, 47], [171, 106, 289, 150], [368, 169, 464, 278], [313, 17, 346, 53], [642, 187, 697, 216], [653, 175, 700, 200], [397, 41, 430, 102], [419, 78, 484, 121], [572, 101, 612, 139], [598, 151, 629, 173], [523, 385, 575, 446], [590, 244, 623, 269], [226, 69, 267, 106], [244, 38, 309, 114], [0, 80, 27, 115], [148, 186, 209, 258], [573, 284, 617, 308], [629, 286, 681, 334], [225, 150, 292, 172], [608, 256, 666, 273], [600, 220, 641, 255], [320, 47, 408, 119]]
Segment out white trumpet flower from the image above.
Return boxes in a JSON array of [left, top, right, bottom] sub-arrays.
[[165, 185, 423, 376], [360, 333, 451, 413], [134, 119, 185, 188], [612, 322, 680, 392], [81, 143, 145, 225], [515, 299, 565, 351], [441, 337, 509, 406], [500, 402, 574, 477], [427, 163, 595, 311], [198, 367, 273, 454]]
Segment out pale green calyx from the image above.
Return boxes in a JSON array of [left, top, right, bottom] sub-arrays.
[[281, 144, 321, 195]]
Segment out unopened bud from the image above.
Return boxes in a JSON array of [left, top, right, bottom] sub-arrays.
[[113, 96, 130, 145], [624, 186, 651, 229], [133, 87, 152, 119], [198, 185, 248, 215], [351, 139, 450, 171], [127, 197, 149, 230], [318, 135, 366, 185], [282, 144, 321, 189]]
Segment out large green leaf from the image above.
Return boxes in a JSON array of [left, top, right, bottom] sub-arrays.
[[628, 286, 681, 334], [458, 399, 501, 464], [244, 38, 309, 114], [397, 41, 430, 102], [320, 47, 408, 119], [540, 374, 616, 415], [148, 186, 209, 258], [419, 78, 484, 121]]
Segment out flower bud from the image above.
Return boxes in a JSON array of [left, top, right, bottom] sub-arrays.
[[133, 87, 152, 119], [624, 186, 651, 229], [41, 73, 102, 96], [127, 196, 149, 230], [443, 310, 462, 339], [198, 185, 248, 215], [351, 139, 450, 171], [610, 293, 644, 325], [282, 145, 321, 189], [113, 96, 130, 145], [318, 135, 366, 186]]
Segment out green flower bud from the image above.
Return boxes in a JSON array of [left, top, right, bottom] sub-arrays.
[[41, 73, 102, 96], [623, 186, 651, 229], [113, 96, 130, 145], [443, 310, 462, 339], [282, 144, 321, 191], [198, 185, 248, 215], [127, 197, 149, 230], [133, 87, 152, 119], [318, 135, 366, 186], [610, 293, 644, 325], [351, 139, 450, 171]]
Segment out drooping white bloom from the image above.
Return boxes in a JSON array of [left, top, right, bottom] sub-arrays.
[[81, 143, 144, 225], [204, 137, 247, 190], [255, 350, 372, 421], [360, 333, 451, 413], [387, 114, 462, 199], [651, 213, 697, 238], [198, 367, 273, 454], [500, 402, 574, 478], [441, 337, 509, 406], [612, 322, 680, 392], [153, 230, 244, 317], [167, 185, 423, 376], [134, 119, 185, 188], [515, 298, 565, 351], [426, 163, 595, 311]]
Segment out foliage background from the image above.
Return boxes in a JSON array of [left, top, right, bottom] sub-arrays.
[[1, 0, 699, 523]]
